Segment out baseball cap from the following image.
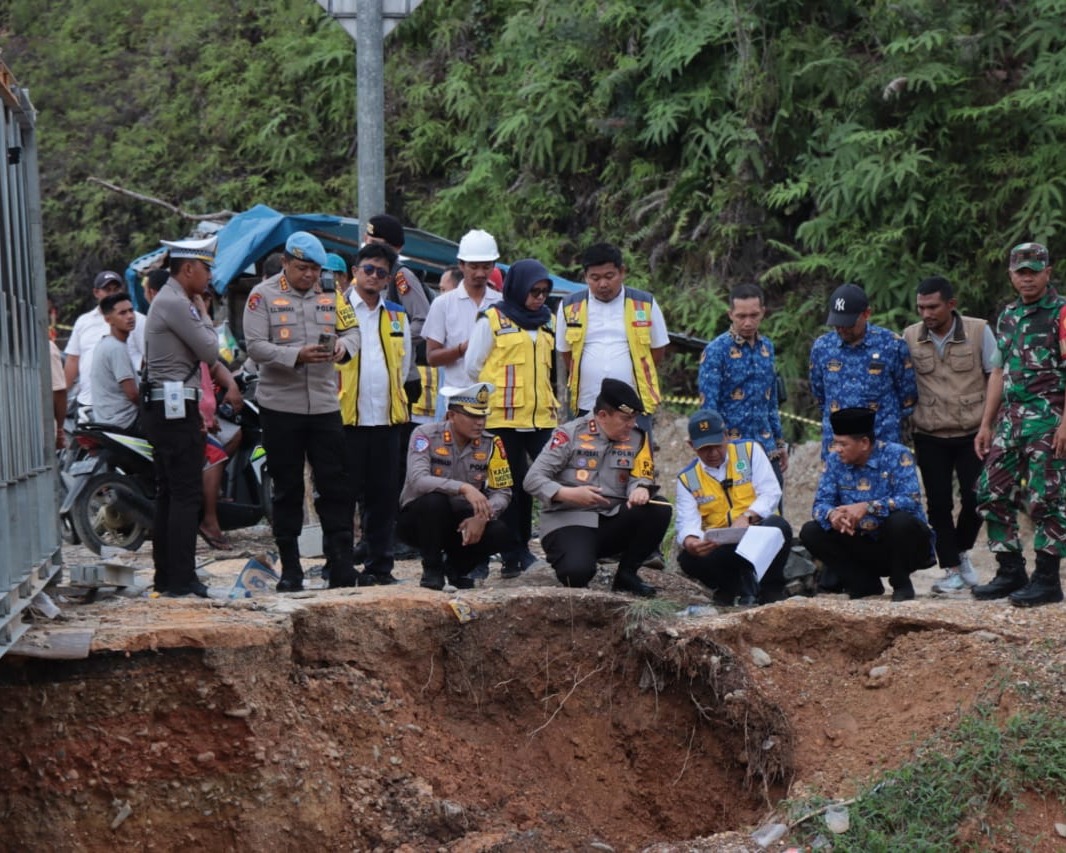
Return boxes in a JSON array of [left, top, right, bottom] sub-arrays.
[[285, 231, 327, 268], [826, 283, 869, 327], [597, 378, 645, 415], [93, 270, 123, 290], [688, 410, 726, 449], [442, 382, 495, 416], [365, 214, 405, 249], [1009, 242, 1049, 272]]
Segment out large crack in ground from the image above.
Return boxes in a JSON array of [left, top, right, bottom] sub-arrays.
[[0, 592, 1034, 851]]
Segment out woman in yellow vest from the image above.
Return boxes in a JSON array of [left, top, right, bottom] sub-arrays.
[[465, 258, 560, 579]]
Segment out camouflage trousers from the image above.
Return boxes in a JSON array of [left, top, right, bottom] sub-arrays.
[[976, 429, 1066, 556]]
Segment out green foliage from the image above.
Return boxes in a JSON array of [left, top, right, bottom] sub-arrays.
[[786, 706, 1066, 850]]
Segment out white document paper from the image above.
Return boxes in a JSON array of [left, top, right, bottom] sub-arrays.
[[702, 527, 745, 545], [736, 525, 785, 581]]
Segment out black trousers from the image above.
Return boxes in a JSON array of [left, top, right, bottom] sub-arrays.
[[143, 399, 203, 593], [495, 427, 551, 558], [799, 511, 932, 593], [541, 502, 672, 588], [260, 406, 353, 562], [678, 515, 792, 603], [396, 493, 512, 577], [343, 424, 402, 576], [912, 432, 983, 568]]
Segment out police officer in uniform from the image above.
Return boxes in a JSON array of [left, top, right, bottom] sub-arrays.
[[524, 378, 671, 597], [243, 232, 361, 591], [800, 407, 933, 601], [142, 237, 221, 597], [397, 382, 514, 591]]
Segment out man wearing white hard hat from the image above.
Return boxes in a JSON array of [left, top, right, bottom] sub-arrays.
[[423, 229, 503, 416], [396, 382, 514, 590]]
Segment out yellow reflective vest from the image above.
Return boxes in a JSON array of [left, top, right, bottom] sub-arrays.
[[676, 442, 758, 529], [561, 287, 662, 413], [476, 306, 560, 430], [337, 298, 409, 426], [410, 364, 439, 420]]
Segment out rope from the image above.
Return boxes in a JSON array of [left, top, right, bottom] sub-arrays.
[[660, 395, 822, 428]]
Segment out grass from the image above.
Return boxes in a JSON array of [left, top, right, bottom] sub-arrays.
[[620, 597, 683, 637], [783, 705, 1066, 851]]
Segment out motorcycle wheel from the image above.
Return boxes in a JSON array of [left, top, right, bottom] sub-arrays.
[[71, 472, 149, 555]]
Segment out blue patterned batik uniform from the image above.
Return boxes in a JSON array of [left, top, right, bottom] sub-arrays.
[[808, 324, 917, 458], [697, 331, 782, 456], [812, 440, 928, 536]]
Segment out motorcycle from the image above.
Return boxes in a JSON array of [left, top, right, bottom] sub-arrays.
[[59, 377, 272, 555]]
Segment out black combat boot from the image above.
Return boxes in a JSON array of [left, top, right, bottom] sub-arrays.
[[275, 539, 304, 592], [1008, 551, 1063, 607], [326, 531, 359, 588], [971, 551, 1027, 600], [419, 563, 445, 591], [612, 567, 657, 598]]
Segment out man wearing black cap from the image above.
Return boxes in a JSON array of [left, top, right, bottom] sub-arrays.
[[799, 407, 933, 601], [971, 242, 1066, 607], [364, 213, 431, 364], [524, 378, 671, 597], [64, 270, 147, 420], [808, 283, 917, 458], [675, 409, 792, 606]]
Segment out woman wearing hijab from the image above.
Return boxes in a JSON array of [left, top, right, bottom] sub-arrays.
[[465, 258, 561, 579]]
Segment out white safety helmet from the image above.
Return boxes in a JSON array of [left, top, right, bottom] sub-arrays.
[[456, 229, 500, 262]]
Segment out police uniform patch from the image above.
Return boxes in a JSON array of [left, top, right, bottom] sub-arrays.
[[550, 429, 570, 449], [473, 451, 488, 461], [576, 469, 590, 482], [247, 293, 262, 312], [435, 446, 451, 457], [396, 271, 411, 295], [413, 435, 430, 453], [189, 304, 201, 320]]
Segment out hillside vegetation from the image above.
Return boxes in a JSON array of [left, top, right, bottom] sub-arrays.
[[5, 0, 1066, 392]]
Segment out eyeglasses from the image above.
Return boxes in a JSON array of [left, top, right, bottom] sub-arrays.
[[529, 287, 551, 298], [360, 264, 391, 280]]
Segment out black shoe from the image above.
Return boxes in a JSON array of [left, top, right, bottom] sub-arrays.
[[973, 553, 1027, 600], [328, 570, 359, 589], [450, 576, 475, 590], [500, 559, 523, 579], [276, 574, 304, 593], [468, 560, 490, 581], [352, 540, 369, 564], [359, 571, 399, 586], [848, 579, 885, 600], [420, 570, 445, 591], [817, 565, 846, 594], [165, 581, 210, 598], [1009, 552, 1062, 607], [612, 571, 657, 598], [891, 583, 915, 602], [393, 543, 420, 561]]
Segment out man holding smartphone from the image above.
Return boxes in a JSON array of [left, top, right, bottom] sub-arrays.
[[243, 231, 361, 591]]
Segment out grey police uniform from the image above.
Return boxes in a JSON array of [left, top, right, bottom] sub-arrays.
[[390, 265, 430, 357], [143, 278, 219, 594], [242, 272, 361, 588], [524, 415, 671, 591], [397, 421, 514, 587]]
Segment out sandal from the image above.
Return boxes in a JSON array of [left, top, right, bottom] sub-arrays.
[[198, 527, 233, 550]]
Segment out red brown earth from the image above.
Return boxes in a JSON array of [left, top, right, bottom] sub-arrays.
[[2, 423, 1065, 851]]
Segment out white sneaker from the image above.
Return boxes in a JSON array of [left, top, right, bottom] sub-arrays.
[[931, 569, 967, 594], [958, 552, 979, 587]]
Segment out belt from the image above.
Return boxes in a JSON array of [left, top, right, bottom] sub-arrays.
[[148, 387, 200, 402]]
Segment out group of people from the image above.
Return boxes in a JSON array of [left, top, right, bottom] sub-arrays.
[[61, 223, 1066, 609]]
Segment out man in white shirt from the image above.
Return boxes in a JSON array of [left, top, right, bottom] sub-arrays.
[[64, 270, 147, 418], [423, 229, 503, 415], [338, 242, 413, 584], [675, 410, 793, 606], [556, 243, 669, 437]]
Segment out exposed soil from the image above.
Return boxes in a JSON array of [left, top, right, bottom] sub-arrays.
[[2, 422, 1065, 851]]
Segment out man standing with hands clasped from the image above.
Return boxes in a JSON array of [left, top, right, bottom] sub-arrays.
[[972, 242, 1066, 607]]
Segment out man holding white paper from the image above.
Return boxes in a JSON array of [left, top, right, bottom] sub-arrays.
[[676, 410, 793, 606]]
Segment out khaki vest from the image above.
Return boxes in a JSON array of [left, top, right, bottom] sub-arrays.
[[477, 306, 559, 429], [677, 442, 758, 529], [561, 288, 662, 413], [903, 315, 987, 437]]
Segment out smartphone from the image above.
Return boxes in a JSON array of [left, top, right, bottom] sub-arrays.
[[318, 332, 336, 351]]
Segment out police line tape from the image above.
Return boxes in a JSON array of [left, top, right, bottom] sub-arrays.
[[660, 395, 822, 428]]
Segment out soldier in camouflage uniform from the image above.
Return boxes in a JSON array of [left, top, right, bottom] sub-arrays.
[[973, 242, 1066, 607], [809, 283, 917, 459]]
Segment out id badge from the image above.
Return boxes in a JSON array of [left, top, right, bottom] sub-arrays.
[[163, 380, 185, 420]]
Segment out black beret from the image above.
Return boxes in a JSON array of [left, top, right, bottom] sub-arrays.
[[598, 378, 645, 415], [366, 214, 405, 249]]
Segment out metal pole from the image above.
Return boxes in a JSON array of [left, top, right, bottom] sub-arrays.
[[356, 0, 385, 225]]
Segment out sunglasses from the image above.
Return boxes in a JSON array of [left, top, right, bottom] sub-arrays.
[[360, 264, 391, 280], [529, 287, 551, 298]]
